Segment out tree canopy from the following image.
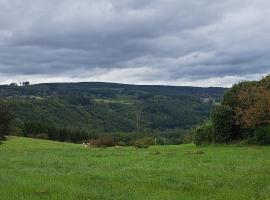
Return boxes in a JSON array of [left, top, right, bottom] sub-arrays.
[[194, 75, 270, 145]]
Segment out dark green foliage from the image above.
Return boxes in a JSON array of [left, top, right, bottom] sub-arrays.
[[143, 95, 211, 130], [0, 101, 14, 140], [211, 105, 233, 143], [133, 137, 155, 148], [193, 105, 234, 146], [22, 122, 92, 143], [112, 132, 137, 146], [0, 82, 225, 144], [251, 125, 270, 145], [0, 82, 226, 97], [193, 121, 213, 145]]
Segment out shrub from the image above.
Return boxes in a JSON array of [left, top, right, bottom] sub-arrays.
[[89, 135, 115, 147], [88, 139, 101, 147], [211, 105, 233, 143], [252, 125, 270, 145], [117, 141, 127, 146], [133, 137, 155, 148], [193, 121, 213, 146], [181, 132, 193, 144]]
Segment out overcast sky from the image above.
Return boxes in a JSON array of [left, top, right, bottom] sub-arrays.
[[0, 0, 269, 87]]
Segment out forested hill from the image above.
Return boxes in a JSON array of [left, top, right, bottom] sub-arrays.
[[0, 82, 225, 98], [0, 82, 226, 144]]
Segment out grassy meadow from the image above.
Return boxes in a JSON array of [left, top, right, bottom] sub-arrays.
[[1, 137, 270, 200]]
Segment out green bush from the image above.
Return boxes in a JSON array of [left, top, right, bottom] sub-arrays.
[[134, 137, 155, 148], [211, 105, 233, 143], [252, 125, 270, 145], [193, 121, 213, 146]]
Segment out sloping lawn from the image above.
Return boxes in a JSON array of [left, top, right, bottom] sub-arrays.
[[0, 137, 270, 200]]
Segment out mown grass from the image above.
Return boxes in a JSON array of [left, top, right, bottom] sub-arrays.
[[0, 137, 270, 200]]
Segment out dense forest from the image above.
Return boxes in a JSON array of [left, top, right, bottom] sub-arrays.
[[194, 75, 270, 145], [0, 82, 225, 144]]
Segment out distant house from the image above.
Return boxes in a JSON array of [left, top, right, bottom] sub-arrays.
[[201, 97, 217, 104]]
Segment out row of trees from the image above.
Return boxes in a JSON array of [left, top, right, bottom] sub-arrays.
[[22, 122, 95, 143], [194, 76, 270, 145], [9, 81, 30, 87], [21, 122, 176, 147]]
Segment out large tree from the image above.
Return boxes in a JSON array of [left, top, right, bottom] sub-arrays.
[[223, 76, 270, 130], [235, 85, 270, 129], [193, 75, 270, 145]]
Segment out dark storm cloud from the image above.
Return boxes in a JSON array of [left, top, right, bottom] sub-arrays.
[[0, 0, 269, 86]]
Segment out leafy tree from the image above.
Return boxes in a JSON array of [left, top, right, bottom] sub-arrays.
[[211, 105, 233, 143], [191, 75, 270, 145], [234, 85, 270, 129], [9, 83, 18, 87]]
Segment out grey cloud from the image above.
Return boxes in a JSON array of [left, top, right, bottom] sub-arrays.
[[0, 0, 270, 86]]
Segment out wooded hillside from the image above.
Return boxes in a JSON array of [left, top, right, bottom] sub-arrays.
[[0, 82, 226, 144]]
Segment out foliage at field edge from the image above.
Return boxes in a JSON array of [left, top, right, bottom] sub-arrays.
[[194, 75, 270, 145]]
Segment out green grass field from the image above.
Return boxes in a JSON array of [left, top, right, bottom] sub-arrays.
[[1, 137, 270, 200]]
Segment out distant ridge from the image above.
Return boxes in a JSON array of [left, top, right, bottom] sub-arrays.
[[0, 82, 226, 98]]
